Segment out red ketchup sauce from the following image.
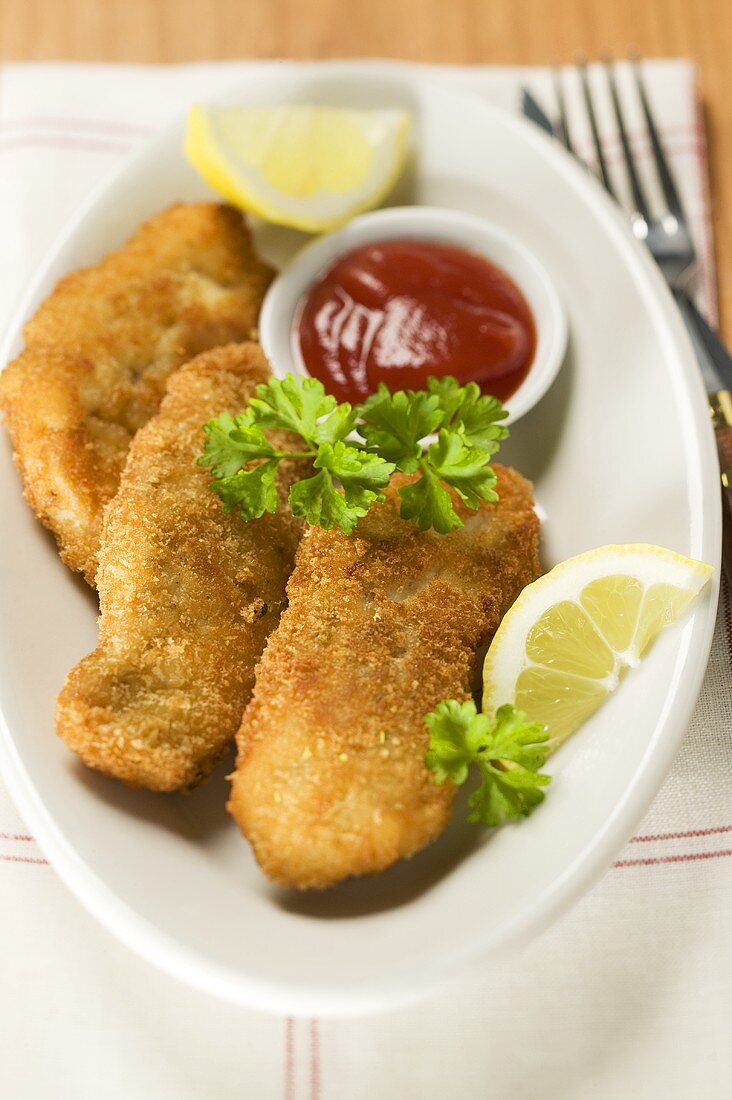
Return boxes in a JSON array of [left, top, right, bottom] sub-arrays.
[[294, 238, 536, 403]]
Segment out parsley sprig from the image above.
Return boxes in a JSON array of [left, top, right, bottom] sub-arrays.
[[359, 378, 508, 533], [200, 373, 508, 536], [424, 700, 551, 827], [200, 375, 394, 535]]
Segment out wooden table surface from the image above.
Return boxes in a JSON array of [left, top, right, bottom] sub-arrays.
[[1, 0, 731, 336]]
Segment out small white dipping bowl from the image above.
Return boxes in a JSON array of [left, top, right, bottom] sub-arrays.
[[258, 205, 567, 424]]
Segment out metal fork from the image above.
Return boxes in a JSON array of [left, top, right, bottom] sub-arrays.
[[575, 60, 698, 287], [533, 60, 732, 583]]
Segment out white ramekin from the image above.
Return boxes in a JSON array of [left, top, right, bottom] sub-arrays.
[[258, 205, 567, 423]]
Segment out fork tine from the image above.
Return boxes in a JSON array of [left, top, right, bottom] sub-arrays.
[[630, 57, 686, 224], [553, 67, 575, 155], [578, 61, 616, 198], [605, 60, 653, 226]]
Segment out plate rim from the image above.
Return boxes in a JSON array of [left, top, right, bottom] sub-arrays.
[[0, 61, 722, 1017]]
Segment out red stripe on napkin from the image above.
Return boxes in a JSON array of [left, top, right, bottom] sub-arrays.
[[0, 853, 47, 865], [310, 1019, 321, 1100], [283, 1017, 295, 1100], [614, 848, 732, 868], [631, 825, 732, 843]]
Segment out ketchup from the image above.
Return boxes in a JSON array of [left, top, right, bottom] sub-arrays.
[[294, 238, 536, 403]]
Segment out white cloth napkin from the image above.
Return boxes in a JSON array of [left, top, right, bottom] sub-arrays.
[[0, 61, 730, 1100]]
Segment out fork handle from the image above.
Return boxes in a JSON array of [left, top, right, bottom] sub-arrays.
[[673, 289, 732, 587], [710, 399, 732, 591], [675, 290, 732, 383]]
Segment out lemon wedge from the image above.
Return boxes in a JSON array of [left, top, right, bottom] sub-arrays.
[[185, 104, 411, 232], [482, 545, 713, 748]]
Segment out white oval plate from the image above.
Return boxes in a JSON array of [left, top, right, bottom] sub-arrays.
[[0, 65, 721, 1018]]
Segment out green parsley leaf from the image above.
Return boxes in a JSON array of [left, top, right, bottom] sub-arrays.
[[290, 469, 361, 534], [316, 441, 394, 505], [425, 430, 499, 509], [290, 443, 395, 534], [426, 376, 468, 423], [311, 402, 358, 446], [424, 700, 551, 828], [358, 384, 443, 471], [425, 699, 493, 784], [397, 468, 462, 533], [428, 377, 509, 450], [200, 414, 277, 478], [488, 704, 552, 772], [212, 459, 280, 520], [247, 375, 339, 441], [451, 387, 509, 451], [467, 763, 550, 826]]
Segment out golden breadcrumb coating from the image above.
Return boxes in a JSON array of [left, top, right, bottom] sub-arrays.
[[56, 343, 303, 792], [0, 202, 273, 584], [229, 465, 540, 889]]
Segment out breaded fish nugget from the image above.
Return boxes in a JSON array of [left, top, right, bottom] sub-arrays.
[[229, 466, 540, 889], [0, 203, 272, 584], [56, 343, 302, 791]]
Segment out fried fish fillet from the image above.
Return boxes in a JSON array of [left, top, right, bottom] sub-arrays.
[[0, 202, 272, 584], [56, 343, 303, 792], [229, 466, 540, 889]]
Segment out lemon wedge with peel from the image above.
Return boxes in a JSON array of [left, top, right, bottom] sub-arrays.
[[482, 545, 713, 749], [185, 104, 411, 232]]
